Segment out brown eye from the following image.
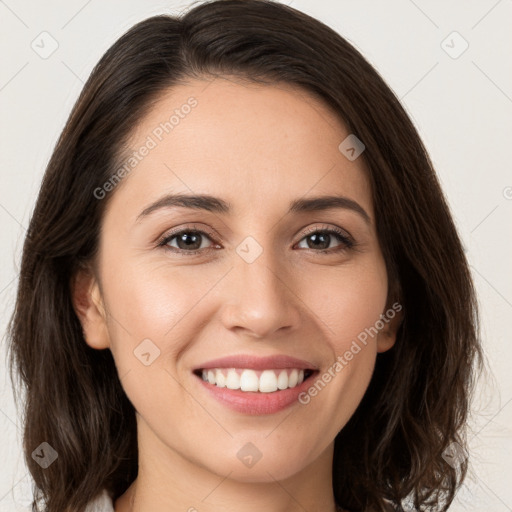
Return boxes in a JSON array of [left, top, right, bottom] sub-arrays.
[[159, 229, 217, 254], [296, 229, 354, 252]]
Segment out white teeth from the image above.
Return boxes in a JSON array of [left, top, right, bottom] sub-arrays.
[[240, 369, 259, 391], [225, 369, 240, 389], [277, 370, 288, 390], [200, 368, 308, 392], [259, 370, 278, 393], [215, 370, 226, 388]]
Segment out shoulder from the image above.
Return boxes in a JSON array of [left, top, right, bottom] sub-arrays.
[[84, 489, 115, 512]]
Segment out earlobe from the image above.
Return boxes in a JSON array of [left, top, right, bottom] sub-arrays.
[[376, 308, 403, 353], [70, 267, 110, 350]]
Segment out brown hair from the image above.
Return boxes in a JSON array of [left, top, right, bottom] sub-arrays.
[[6, 1, 482, 510]]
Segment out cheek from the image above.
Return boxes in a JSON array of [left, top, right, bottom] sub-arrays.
[[300, 259, 388, 349], [294, 260, 387, 431], [101, 254, 220, 337], [99, 260, 203, 415]]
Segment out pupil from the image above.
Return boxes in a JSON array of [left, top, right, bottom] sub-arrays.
[[309, 233, 329, 250], [179, 232, 200, 250]]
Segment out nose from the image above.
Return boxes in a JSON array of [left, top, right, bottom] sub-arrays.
[[219, 246, 303, 339]]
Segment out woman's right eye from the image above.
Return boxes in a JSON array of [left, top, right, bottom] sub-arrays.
[[159, 229, 218, 255]]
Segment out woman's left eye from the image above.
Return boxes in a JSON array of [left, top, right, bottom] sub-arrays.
[[158, 227, 355, 255], [295, 229, 355, 253]]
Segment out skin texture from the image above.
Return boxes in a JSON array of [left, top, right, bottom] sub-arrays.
[[73, 77, 400, 512]]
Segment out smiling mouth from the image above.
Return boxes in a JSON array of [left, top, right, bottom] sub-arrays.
[[193, 368, 316, 393]]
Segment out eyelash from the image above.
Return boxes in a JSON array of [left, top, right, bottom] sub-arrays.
[[156, 224, 357, 256]]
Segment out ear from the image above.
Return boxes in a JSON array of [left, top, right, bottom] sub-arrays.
[[376, 305, 403, 353], [70, 266, 110, 350]]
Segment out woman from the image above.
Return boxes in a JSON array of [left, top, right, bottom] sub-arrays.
[[7, 0, 482, 511]]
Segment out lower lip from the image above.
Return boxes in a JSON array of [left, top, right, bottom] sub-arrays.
[[194, 373, 316, 415]]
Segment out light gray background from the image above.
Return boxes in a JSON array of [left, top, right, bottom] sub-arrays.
[[1, 0, 511, 510]]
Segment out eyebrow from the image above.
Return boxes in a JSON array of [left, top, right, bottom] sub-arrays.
[[136, 193, 371, 224]]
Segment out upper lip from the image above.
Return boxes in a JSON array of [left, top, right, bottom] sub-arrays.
[[194, 354, 319, 371]]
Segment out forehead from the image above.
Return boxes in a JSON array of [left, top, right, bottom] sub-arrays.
[[109, 77, 373, 221]]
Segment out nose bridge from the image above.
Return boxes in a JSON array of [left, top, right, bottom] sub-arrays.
[[220, 237, 302, 337]]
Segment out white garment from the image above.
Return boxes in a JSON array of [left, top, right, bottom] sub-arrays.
[[84, 489, 115, 512]]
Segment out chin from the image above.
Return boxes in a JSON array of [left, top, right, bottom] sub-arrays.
[[194, 438, 319, 484], [220, 457, 311, 484]]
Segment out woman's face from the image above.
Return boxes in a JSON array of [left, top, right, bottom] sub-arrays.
[[77, 77, 397, 484]]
